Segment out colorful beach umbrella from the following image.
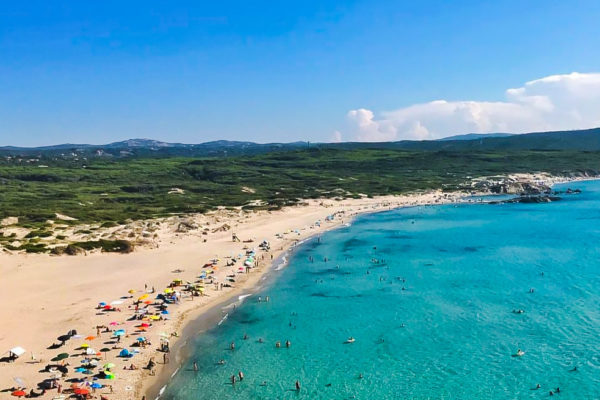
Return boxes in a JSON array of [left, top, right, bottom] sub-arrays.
[[85, 336, 95, 341], [80, 343, 89, 348], [103, 363, 115, 369], [11, 390, 26, 397], [75, 388, 90, 395], [91, 383, 103, 389], [114, 329, 125, 336]]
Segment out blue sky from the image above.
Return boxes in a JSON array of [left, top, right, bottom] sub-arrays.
[[1, 0, 599, 146]]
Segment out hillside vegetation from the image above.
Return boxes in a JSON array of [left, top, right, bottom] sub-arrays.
[[0, 149, 599, 228]]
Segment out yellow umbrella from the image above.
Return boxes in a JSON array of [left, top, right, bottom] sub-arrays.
[[164, 288, 173, 294], [128, 289, 136, 294], [149, 315, 160, 320], [80, 343, 89, 348], [138, 294, 149, 301]]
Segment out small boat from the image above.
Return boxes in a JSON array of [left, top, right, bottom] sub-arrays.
[[345, 337, 355, 344]]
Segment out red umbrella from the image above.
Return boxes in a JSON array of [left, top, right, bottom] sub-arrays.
[[75, 388, 90, 395], [140, 323, 150, 328], [11, 390, 26, 397]]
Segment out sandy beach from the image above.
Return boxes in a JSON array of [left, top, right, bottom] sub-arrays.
[[0, 173, 590, 400], [0, 189, 475, 400]]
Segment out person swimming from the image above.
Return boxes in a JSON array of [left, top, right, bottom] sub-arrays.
[[512, 309, 525, 314], [275, 341, 281, 348], [345, 337, 355, 343], [514, 349, 525, 357], [230, 341, 235, 350], [295, 380, 301, 391]]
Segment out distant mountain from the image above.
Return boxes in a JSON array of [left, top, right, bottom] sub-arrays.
[[437, 133, 515, 141], [1, 128, 600, 160]]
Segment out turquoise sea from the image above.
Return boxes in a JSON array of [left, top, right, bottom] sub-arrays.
[[162, 180, 600, 400]]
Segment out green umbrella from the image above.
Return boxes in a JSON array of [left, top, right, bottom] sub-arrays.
[[100, 348, 111, 359], [103, 363, 115, 370], [51, 353, 69, 362]]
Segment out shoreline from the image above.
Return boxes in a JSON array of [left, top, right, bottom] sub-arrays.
[[1, 173, 596, 400], [141, 174, 600, 400], [141, 202, 399, 400]]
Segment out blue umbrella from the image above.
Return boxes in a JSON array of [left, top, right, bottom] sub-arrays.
[[91, 383, 102, 389], [161, 310, 169, 314], [75, 367, 87, 373], [114, 330, 125, 336], [136, 337, 146, 342]]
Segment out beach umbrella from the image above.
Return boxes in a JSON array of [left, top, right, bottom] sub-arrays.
[[100, 347, 111, 359], [144, 300, 152, 304], [85, 348, 96, 355], [103, 363, 115, 369], [149, 315, 160, 320], [11, 390, 26, 397], [91, 383, 103, 389], [51, 353, 69, 362], [80, 343, 89, 348], [161, 310, 169, 315], [75, 388, 90, 395], [136, 337, 146, 342], [128, 289, 136, 294], [109, 321, 118, 326], [85, 336, 95, 341], [138, 294, 149, 301], [140, 323, 150, 328], [75, 367, 87, 373], [114, 329, 125, 336]]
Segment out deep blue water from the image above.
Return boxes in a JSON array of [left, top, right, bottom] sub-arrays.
[[162, 180, 600, 400]]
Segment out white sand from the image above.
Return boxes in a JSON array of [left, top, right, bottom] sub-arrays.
[[0, 190, 501, 399]]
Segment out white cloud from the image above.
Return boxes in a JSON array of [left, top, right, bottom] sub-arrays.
[[345, 72, 600, 141]]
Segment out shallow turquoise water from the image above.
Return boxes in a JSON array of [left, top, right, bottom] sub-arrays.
[[162, 180, 600, 400]]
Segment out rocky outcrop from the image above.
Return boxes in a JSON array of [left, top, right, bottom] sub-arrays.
[[490, 195, 561, 204]]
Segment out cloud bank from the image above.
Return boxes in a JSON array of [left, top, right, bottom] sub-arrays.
[[344, 72, 600, 142]]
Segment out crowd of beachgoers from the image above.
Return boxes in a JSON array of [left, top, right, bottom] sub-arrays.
[[1, 187, 524, 400]]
